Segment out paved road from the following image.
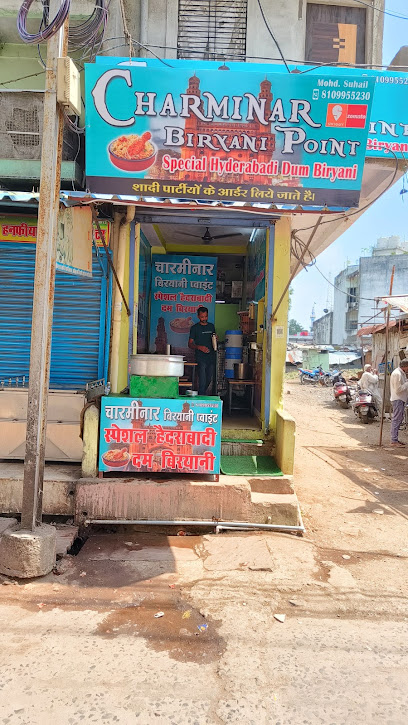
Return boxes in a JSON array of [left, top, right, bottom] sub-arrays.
[[0, 381, 407, 724]]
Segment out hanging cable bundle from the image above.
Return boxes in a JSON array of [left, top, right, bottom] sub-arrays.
[[17, 0, 71, 43], [68, 0, 108, 58], [17, 0, 108, 59]]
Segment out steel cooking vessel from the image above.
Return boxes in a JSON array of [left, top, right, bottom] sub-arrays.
[[130, 354, 184, 377], [233, 363, 252, 380]]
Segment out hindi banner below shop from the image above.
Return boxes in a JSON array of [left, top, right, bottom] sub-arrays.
[[85, 63, 375, 209], [99, 396, 222, 474], [149, 254, 216, 359]]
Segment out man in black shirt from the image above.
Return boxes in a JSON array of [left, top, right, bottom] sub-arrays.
[[188, 306, 216, 395]]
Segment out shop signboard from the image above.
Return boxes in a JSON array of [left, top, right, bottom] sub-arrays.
[[56, 206, 93, 278], [298, 66, 408, 160], [85, 63, 375, 208], [149, 254, 217, 358], [94, 57, 408, 162], [0, 215, 110, 246], [99, 396, 222, 474]]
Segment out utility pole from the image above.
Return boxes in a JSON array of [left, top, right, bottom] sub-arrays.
[[0, 1, 69, 578], [379, 265, 395, 447]]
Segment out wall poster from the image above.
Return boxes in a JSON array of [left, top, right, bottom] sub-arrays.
[[149, 254, 217, 359]]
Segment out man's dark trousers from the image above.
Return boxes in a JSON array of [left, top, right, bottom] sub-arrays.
[[197, 358, 215, 395]]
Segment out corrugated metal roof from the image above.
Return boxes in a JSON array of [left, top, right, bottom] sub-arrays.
[[357, 320, 397, 336], [380, 295, 408, 314], [0, 190, 349, 216]]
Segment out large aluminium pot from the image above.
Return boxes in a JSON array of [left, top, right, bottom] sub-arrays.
[[234, 363, 252, 380], [130, 354, 184, 377]]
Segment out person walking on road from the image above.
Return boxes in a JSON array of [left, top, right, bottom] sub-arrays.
[[390, 358, 408, 446], [360, 364, 382, 413]]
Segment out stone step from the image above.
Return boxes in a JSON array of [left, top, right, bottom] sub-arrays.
[[221, 440, 274, 456], [75, 474, 300, 528]]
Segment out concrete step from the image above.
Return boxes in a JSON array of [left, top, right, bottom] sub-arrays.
[[0, 463, 80, 517], [221, 440, 274, 456], [0, 465, 299, 529], [75, 474, 300, 528]]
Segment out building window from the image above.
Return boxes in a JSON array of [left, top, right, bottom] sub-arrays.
[[305, 3, 366, 65], [347, 287, 357, 304], [6, 107, 40, 149], [177, 0, 248, 61]]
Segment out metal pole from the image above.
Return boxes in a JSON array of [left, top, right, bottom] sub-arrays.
[[21, 2, 68, 530], [379, 265, 395, 447]]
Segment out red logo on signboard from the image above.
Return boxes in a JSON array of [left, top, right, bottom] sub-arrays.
[[326, 104, 368, 129]]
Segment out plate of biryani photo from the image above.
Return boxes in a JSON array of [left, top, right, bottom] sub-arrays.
[[108, 132, 157, 172], [170, 316, 194, 334], [102, 447, 131, 469]]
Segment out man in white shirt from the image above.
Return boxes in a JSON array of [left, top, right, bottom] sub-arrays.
[[359, 364, 382, 413], [390, 359, 408, 446]]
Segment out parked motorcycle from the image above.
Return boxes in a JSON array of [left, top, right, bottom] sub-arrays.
[[323, 369, 340, 387], [353, 388, 378, 423], [298, 366, 325, 385], [333, 379, 352, 408]]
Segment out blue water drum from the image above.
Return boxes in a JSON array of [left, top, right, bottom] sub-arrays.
[[225, 330, 243, 349], [224, 357, 241, 378], [225, 329, 242, 377], [225, 347, 242, 358]]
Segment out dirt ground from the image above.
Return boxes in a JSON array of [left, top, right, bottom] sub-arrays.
[[286, 378, 408, 561], [0, 380, 407, 724]]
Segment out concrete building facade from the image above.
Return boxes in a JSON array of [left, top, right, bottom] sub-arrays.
[[122, 0, 384, 67], [332, 237, 408, 346], [332, 265, 359, 345], [313, 311, 333, 345]]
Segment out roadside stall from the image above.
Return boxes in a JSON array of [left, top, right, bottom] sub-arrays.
[[83, 55, 374, 480]]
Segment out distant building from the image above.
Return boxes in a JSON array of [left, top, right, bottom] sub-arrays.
[[332, 237, 408, 346], [313, 311, 333, 344], [332, 265, 359, 345]]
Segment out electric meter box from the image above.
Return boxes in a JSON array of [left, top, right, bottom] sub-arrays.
[[57, 57, 81, 116]]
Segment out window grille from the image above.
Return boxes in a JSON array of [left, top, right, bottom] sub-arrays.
[[177, 0, 248, 62], [6, 107, 40, 149]]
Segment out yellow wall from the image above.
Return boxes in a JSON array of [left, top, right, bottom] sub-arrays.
[[116, 234, 130, 393], [269, 216, 291, 430], [133, 223, 141, 355], [266, 217, 295, 474]]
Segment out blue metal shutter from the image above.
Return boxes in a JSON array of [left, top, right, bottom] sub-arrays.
[[0, 242, 109, 389]]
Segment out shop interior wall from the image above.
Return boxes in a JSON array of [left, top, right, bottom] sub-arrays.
[[215, 304, 240, 342]]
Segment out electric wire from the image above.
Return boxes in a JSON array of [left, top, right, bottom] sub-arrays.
[[353, 0, 408, 21], [313, 263, 380, 302], [17, 0, 71, 44], [17, 0, 109, 61], [0, 70, 46, 88], [256, 0, 290, 72], [98, 38, 408, 70], [292, 150, 403, 237]]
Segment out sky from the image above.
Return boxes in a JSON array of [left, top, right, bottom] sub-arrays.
[[290, 0, 408, 329]]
